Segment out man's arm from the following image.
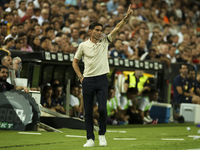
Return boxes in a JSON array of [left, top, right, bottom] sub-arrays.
[[110, 4, 133, 41], [176, 86, 193, 97], [13, 86, 29, 93], [72, 58, 84, 83]]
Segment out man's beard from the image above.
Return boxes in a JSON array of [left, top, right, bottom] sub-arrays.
[[0, 77, 6, 82]]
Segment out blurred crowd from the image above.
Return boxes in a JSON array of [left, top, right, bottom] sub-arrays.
[[0, 0, 200, 65]]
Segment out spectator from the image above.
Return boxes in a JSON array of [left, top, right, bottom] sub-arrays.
[[107, 0, 119, 13], [0, 22, 7, 37], [18, 0, 26, 18], [0, 65, 29, 92], [31, 35, 40, 51], [5, 25, 18, 40], [70, 28, 83, 44], [5, 0, 16, 12], [38, 9, 49, 25], [12, 56, 22, 78], [110, 39, 126, 59], [144, 48, 160, 61], [0, 34, 5, 47], [17, 23, 24, 34], [172, 64, 200, 104], [33, 24, 41, 36], [1, 55, 13, 70], [21, 6, 33, 23], [40, 36, 51, 51], [54, 36, 62, 50], [2, 37, 14, 51], [41, 21, 49, 38], [177, 25, 188, 44], [10, 37, 23, 50], [18, 33, 33, 52], [31, 8, 41, 20], [45, 26, 55, 41], [167, 46, 177, 63]]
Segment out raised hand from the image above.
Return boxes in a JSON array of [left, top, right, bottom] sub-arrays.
[[124, 4, 133, 21]]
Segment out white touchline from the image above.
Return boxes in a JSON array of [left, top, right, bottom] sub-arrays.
[[65, 135, 86, 138], [161, 138, 184, 141], [188, 135, 200, 137], [18, 132, 41, 135], [114, 138, 137, 140], [107, 130, 126, 133]]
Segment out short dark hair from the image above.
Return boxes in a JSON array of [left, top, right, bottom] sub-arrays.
[[149, 48, 156, 53], [40, 36, 50, 44], [17, 23, 24, 27], [19, 0, 25, 5], [45, 26, 54, 33], [0, 65, 8, 72], [89, 22, 103, 30], [10, 25, 17, 30], [150, 88, 158, 94], [108, 85, 115, 91], [0, 22, 7, 27], [43, 85, 53, 92], [42, 21, 50, 26], [53, 84, 62, 91], [127, 88, 138, 95], [179, 63, 188, 69], [15, 37, 23, 44], [18, 32, 27, 38]]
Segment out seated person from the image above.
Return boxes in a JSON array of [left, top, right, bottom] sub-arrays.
[[134, 89, 153, 123], [41, 85, 65, 114], [69, 85, 83, 117], [0, 65, 29, 92], [52, 84, 65, 114], [173, 64, 200, 105], [107, 86, 128, 125], [187, 68, 200, 96], [120, 87, 143, 124]]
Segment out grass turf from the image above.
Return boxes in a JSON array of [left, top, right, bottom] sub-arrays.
[[0, 123, 200, 150]]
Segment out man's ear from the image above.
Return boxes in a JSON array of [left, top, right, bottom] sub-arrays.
[[88, 29, 92, 35]]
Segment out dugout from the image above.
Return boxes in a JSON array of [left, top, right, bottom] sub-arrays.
[[10, 51, 170, 103]]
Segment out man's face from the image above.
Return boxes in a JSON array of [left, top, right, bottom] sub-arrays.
[[11, 26, 18, 36], [114, 40, 122, 50], [13, 59, 22, 73], [180, 65, 188, 76], [46, 30, 55, 40], [188, 71, 195, 80], [44, 90, 53, 99], [3, 56, 13, 69], [71, 29, 79, 39], [10, 1, 15, 9], [169, 47, 176, 57], [90, 26, 103, 41], [42, 10, 49, 20], [72, 87, 79, 97], [0, 35, 4, 45], [42, 39, 50, 49], [54, 87, 62, 97], [1, 25, 7, 36], [18, 25, 24, 33], [19, 2, 26, 10], [27, 7, 33, 17], [0, 68, 8, 82]]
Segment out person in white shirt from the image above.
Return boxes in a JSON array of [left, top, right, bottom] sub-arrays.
[[5, 0, 16, 12], [72, 5, 133, 148], [177, 25, 188, 44], [167, 46, 177, 63], [38, 9, 49, 25], [5, 25, 18, 40], [18, 0, 26, 18]]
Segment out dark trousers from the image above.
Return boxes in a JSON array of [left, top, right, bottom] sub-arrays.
[[82, 74, 109, 140]]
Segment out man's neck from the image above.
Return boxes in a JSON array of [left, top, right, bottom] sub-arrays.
[[180, 73, 186, 79], [90, 37, 98, 44]]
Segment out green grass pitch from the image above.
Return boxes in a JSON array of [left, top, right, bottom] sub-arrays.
[[0, 123, 200, 150]]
